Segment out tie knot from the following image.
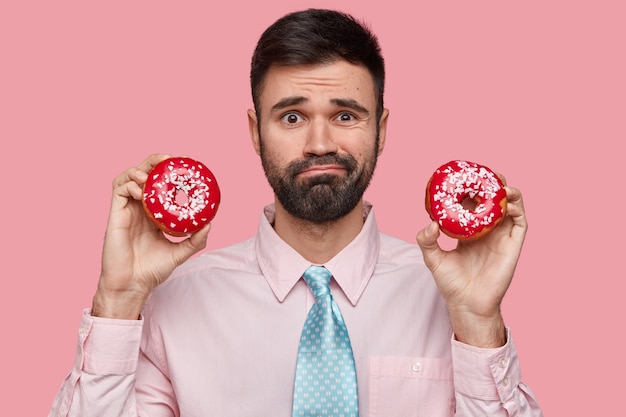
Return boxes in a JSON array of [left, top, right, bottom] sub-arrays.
[[302, 266, 332, 299]]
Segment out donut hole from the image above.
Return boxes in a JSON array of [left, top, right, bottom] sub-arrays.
[[460, 194, 479, 212], [175, 190, 189, 206]]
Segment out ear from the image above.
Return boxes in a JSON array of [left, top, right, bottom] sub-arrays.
[[248, 109, 261, 156], [376, 108, 390, 156]]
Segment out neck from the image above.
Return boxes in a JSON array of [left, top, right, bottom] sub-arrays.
[[273, 199, 365, 265]]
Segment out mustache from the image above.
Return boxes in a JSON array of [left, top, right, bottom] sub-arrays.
[[286, 154, 358, 176]]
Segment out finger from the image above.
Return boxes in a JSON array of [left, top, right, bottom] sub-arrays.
[[416, 221, 444, 271], [112, 168, 148, 191], [505, 186, 525, 218], [496, 171, 508, 186], [113, 180, 145, 202], [172, 223, 211, 264], [504, 186, 528, 240], [112, 154, 171, 189], [137, 153, 172, 173]]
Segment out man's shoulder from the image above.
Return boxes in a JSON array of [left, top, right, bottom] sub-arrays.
[[373, 231, 437, 294], [146, 236, 261, 309], [159, 236, 259, 287], [378, 231, 425, 263]]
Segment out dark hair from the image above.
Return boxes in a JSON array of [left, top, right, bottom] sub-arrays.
[[250, 8, 385, 119]]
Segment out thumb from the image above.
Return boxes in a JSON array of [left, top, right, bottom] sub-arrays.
[[416, 221, 443, 270], [172, 223, 211, 264]]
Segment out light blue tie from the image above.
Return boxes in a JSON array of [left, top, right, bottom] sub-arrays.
[[292, 266, 359, 417]]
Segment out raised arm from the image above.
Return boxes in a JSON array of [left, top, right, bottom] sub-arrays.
[[93, 154, 211, 319], [416, 185, 527, 347], [49, 154, 211, 417]]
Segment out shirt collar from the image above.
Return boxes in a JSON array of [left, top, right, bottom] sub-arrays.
[[255, 202, 380, 306]]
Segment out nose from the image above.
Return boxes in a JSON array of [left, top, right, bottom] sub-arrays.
[[303, 119, 338, 156]]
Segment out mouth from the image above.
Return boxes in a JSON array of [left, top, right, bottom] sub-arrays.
[[298, 164, 347, 178]]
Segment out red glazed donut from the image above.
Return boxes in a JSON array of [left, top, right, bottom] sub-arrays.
[[425, 160, 507, 240], [142, 157, 221, 236]]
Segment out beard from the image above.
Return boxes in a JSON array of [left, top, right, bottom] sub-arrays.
[[259, 139, 379, 224]]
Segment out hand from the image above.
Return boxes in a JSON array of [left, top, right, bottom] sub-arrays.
[[416, 185, 528, 347], [92, 154, 211, 319]]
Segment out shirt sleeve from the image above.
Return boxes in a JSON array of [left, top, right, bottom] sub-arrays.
[[48, 309, 145, 417], [451, 328, 544, 416]]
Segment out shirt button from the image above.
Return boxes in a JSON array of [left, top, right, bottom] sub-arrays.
[[412, 362, 422, 372], [78, 325, 88, 339], [502, 377, 509, 387], [498, 357, 508, 368]]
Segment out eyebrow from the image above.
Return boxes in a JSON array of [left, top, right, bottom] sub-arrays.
[[330, 98, 369, 116], [270, 96, 308, 113], [270, 96, 370, 116]]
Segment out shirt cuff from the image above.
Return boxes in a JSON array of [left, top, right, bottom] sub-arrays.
[[77, 308, 144, 375], [451, 328, 521, 403]]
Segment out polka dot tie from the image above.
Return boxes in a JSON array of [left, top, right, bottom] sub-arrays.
[[292, 266, 359, 416]]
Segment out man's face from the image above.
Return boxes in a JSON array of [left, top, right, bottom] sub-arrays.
[[248, 60, 388, 223]]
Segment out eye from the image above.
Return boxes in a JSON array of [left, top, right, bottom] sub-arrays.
[[281, 112, 303, 124], [336, 112, 357, 122]]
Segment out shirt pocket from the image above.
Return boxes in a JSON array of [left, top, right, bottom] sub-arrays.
[[369, 356, 455, 417]]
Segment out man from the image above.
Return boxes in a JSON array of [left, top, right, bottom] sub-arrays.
[[49, 8, 543, 416]]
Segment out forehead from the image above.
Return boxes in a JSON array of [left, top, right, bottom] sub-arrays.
[[258, 60, 377, 112]]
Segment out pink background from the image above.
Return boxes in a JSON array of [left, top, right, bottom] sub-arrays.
[[2, 1, 624, 415]]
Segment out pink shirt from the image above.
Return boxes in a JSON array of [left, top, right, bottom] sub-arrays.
[[49, 203, 543, 416]]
